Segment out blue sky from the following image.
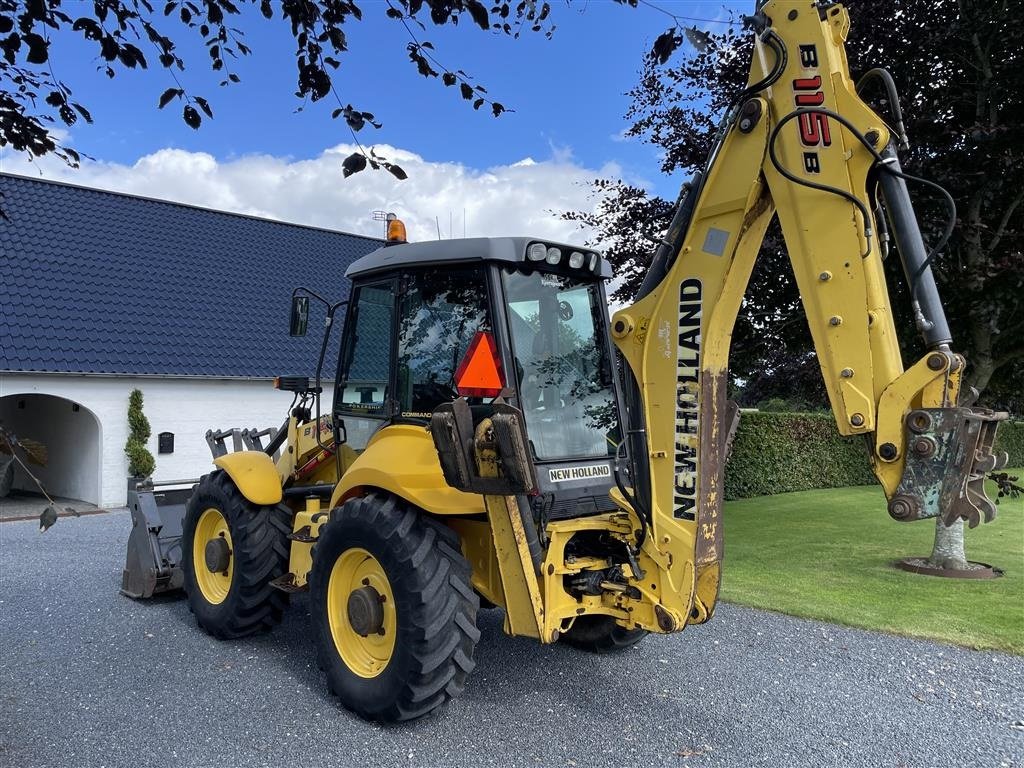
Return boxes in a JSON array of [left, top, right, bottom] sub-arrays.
[[33, 1, 741, 199], [2, 2, 751, 243]]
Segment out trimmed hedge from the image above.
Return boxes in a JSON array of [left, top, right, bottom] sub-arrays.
[[995, 420, 1023, 468], [725, 412, 1024, 500], [124, 389, 155, 478], [725, 412, 877, 500]]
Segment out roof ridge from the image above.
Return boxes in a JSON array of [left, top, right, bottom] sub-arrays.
[[0, 171, 384, 243]]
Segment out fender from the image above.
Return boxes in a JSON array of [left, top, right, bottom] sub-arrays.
[[213, 451, 283, 506], [330, 424, 485, 516]]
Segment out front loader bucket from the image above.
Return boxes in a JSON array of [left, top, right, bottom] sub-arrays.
[[120, 480, 194, 599]]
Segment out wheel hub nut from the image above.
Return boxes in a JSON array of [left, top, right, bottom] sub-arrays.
[[204, 537, 231, 573], [347, 586, 384, 637]]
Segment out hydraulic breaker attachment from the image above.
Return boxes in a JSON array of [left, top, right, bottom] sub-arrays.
[[888, 407, 1009, 528], [120, 479, 194, 598]]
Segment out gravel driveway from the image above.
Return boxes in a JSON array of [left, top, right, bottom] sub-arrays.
[[1, 510, 1021, 768]]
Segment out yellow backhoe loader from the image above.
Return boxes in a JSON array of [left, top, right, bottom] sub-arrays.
[[122, 0, 1007, 722]]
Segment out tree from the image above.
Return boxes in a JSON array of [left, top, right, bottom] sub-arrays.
[[0, 0, 556, 181], [571, 0, 1023, 407], [568, 0, 1022, 571], [124, 388, 155, 479]]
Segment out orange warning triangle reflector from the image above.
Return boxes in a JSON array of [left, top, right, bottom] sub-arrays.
[[455, 331, 504, 398]]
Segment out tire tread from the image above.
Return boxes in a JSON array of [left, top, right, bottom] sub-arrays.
[[182, 471, 291, 640], [309, 493, 479, 722]]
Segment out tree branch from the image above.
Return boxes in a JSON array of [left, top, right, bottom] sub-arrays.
[[993, 345, 1024, 370], [986, 190, 1024, 254]]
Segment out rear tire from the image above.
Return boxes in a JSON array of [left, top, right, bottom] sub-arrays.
[[309, 493, 479, 722], [560, 615, 647, 653], [182, 471, 291, 640]]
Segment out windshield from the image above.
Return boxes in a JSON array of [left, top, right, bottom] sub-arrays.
[[502, 269, 618, 461]]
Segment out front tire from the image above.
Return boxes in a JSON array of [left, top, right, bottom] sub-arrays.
[[182, 471, 291, 639], [309, 493, 479, 722], [561, 615, 647, 653]]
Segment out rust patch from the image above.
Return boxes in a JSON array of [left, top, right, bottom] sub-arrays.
[[739, 187, 773, 235], [654, 604, 678, 632], [694, 371, 728, 567]]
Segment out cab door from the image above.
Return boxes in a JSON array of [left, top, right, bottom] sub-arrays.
[[334, 280, 397, 451]]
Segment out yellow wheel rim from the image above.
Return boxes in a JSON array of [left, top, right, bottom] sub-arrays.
[[193, 507, 233, 605], [327, 547, 397, 679]]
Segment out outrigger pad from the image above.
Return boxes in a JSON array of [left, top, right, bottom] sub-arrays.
[[429, 398, 537, 496], [888, 407, 1009, 529]]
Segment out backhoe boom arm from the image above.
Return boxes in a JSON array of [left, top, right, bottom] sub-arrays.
[[611, 0, 1008, 628]]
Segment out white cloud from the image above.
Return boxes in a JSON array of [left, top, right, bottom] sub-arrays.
[[1, 143, 620, 246]]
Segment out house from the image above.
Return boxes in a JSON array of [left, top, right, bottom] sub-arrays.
[[0, 172, 382, 508]]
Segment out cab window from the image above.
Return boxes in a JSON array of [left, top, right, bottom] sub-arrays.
[[397, 267, 491, 417], [336, 283, 395, 448]]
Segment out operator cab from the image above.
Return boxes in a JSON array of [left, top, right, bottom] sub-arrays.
[[336, 236, 622, 521]]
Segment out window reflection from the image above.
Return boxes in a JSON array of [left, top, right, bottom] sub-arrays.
[[503, 269, 617, 460], [397, 267, 491, 416]]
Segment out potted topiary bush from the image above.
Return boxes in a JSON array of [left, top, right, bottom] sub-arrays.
[[124, 389, 155, 491]]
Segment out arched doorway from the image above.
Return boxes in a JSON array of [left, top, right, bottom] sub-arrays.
[[0, 394, 102, 506]]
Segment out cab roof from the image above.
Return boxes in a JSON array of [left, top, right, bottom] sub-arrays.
[[344, 236, 612, 280]]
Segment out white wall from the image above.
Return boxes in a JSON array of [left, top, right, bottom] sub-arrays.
[[0, 393, 101, 503], [0, 374, 302, 508]]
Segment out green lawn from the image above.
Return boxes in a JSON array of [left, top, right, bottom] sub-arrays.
[[720, 471, 1024, 654]]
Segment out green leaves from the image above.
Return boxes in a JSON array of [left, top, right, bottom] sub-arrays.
[[194, 96, 213, 118], [2, 0, 550, 192], [683, 26, 711, 53], [342, 152, 367, 178], [125, 389, 155, 478], [383, 160, 408, 180], [158, 90, 208, 129], [331, 104, 381, 132], [158, 87, 183, 108], [408, 43, 437, 78], [465, 0, 489, 31], [342, 149, 406, 182], [183, 104, 201, 129], [22, 32, 47, 64], [650, 28, 681, 65]]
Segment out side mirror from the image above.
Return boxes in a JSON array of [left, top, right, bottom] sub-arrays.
[[290, 295, 309, 337]]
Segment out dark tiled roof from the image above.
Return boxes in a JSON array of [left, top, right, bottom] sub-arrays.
[[0, 173, 382, 377]]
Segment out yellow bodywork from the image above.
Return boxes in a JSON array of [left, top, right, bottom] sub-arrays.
[[214, 451, 283, 506], [283, 424, 485, 588], [211, 0, 989, 645], [606, 0, 966, 630], [328, 425, 485, 515]]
